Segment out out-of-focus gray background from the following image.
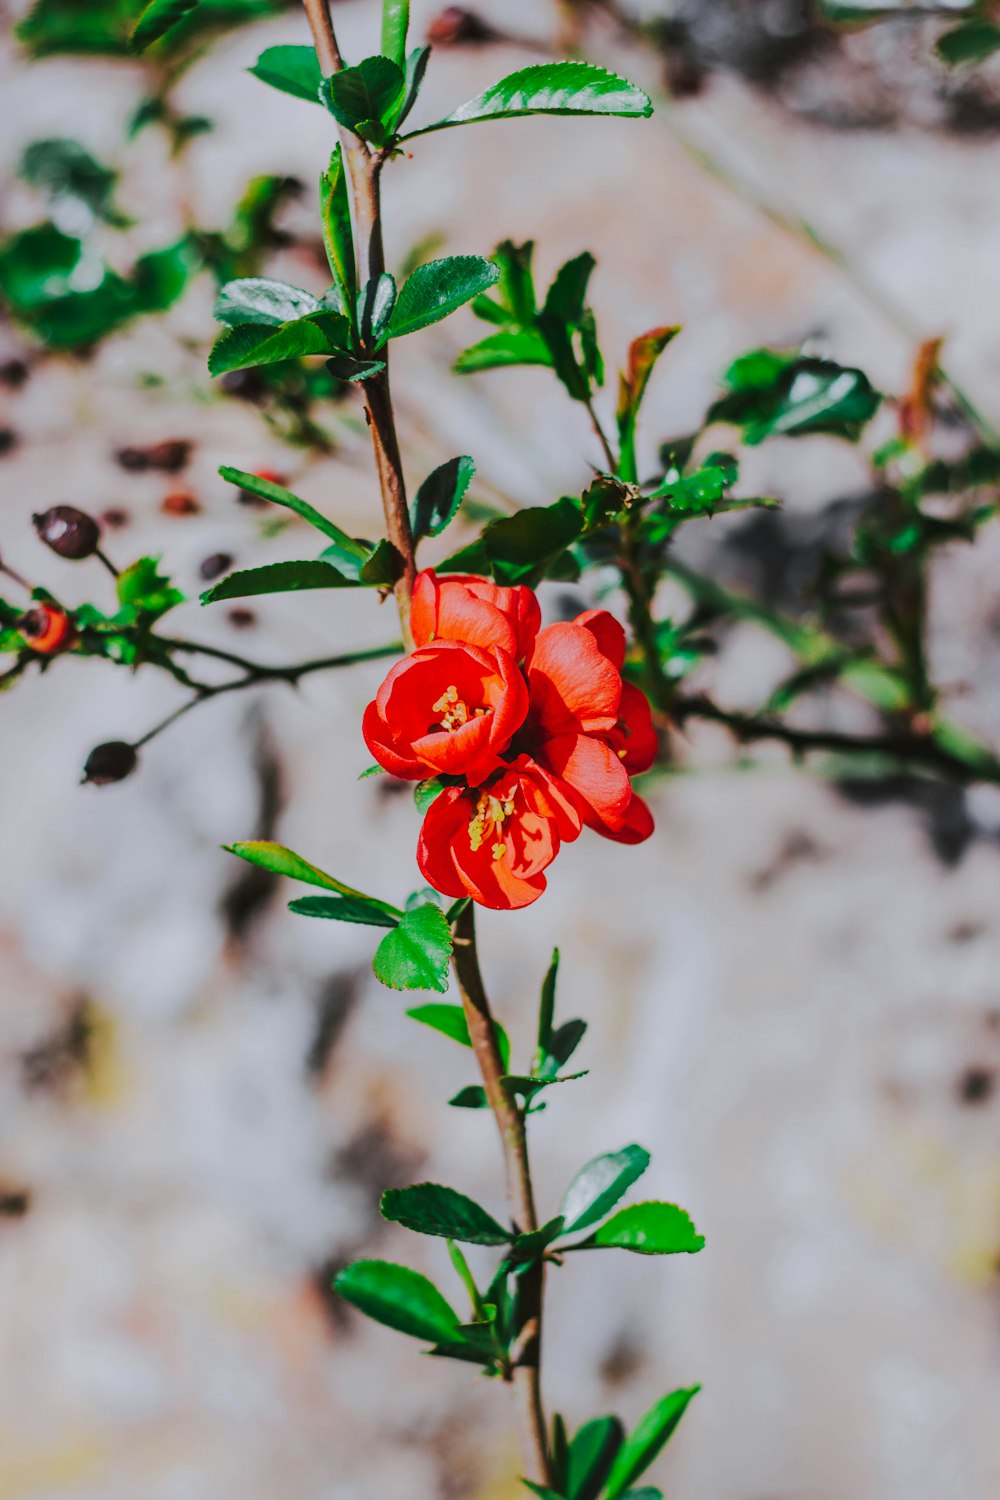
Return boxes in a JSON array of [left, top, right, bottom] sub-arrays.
[[3, 2, 1000, 1496]]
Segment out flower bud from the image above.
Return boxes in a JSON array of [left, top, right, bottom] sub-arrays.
[[426, 6, 497, 45], [82, 741, 138, 785], [20, 603, 75, 654], [33, 505, 101, 560]]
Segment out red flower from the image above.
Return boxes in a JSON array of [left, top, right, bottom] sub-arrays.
[[411, 569, 541, 661], [417, 755, 581, 910], [363, 639, 527, 785]]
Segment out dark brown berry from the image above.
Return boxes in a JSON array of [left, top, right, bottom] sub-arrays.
[[33, 505, 101, 560], [114, 439, 192, 474], [161, 489, 200, 516], [227, 608, 256, 629], [199, 552, 233, 580], [426, 6, 497, 44], [0, 429, 17, 457], [220, 369, 266, 402], [100, 508, 129, 530], [0, 359, 29, 389], [83, 741, 138, 785]]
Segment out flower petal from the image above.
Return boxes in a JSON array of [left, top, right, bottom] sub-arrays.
[[527, 622, 621, 734], [575, 608, 626, 670], [539, 732, 633, 826]]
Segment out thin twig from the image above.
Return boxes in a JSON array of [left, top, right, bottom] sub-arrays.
[[585, 395, 617, 472]]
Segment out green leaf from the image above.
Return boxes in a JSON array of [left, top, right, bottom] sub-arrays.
[[537, 251, 599, 402], [249, 44, 323, 100], [617, 325, 681, 482], [566, 1415, 624, 1500], [19, 138, 127, 225], [936, 19, 1000, 65], [536, 948, 559, 1058], [208, 312, 350, 375], [493, 238, 537, 325], [454, 327, 553, 373], [224, 839, 373, 900], [404, 60, 652, 139], [559, 1145, 651, 1235], [440, 496, 582, 586], [407, 1002, 511, 1072], [449, 1085, 488, 1109], [602, 1387, 701, 1500], [381, 1183, 511, 1245], [358, 272, 397, 348], [321, 55, 405, 137], [214, 277, 320, 328], [116, 556, 184, 620], [359, 538, 405, 586], [320, 146, 357, 321], [396, 44, 431, 127], [380, 0, 409, 65], [389, 256, 500, 339], [218, 466, 367, 556], [325, 353, 385, 381], [583, 1201, 704, 1255], [287, 893, 401, 928], [373, 903, 453, 993], [201, 558, 356, 603], [709, 351, 881, 444], [414, 777, 447, 814], [334, 1258, 461, 1344], [538, 1018, 587, 1078], [130, 0, 198, 53], [411, 455, 476, 543]]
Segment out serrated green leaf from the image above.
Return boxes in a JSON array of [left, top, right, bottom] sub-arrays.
[[130, 0, 198, 53], [602, 1387, 701, 1500], [454, 326, 553, 373], [439, 495, 582, 586], [584, 1201, 704, 1255], [709, 351, 881, 444], [321, 55, 405, 135], [406, 1001, 510, 1072], [404, 60, 652, 139], [224, 840, 372, 900], [381, 1182, 511, 1245], [389, 256, 500, 339], [217, 466, 368, 555], [201, 558, 356, 603], [116, 556, 184, 620], [208, 311, 350, 375], [249, 43, 323, 100], [334, 1258, 461, 1343], [373, 903, 453, 993], [287, 893, 401, 928], [214, 277, 321, 328], [566, 1415, 624, 1500], [559, 1146, 651, 1235], [411, 455, 476, 543], [320, 145, 357, 323]]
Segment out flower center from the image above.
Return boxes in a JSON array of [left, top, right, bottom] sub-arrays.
[[468, 784, 516, 860], [431, 683, 489, 733]]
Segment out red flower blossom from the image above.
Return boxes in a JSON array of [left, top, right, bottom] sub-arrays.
[[417, 755, 581, 910], [363, 639, 527, 785], [411, 569, 541, 660]]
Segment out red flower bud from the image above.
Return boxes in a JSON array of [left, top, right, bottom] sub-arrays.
[[83, 741, 138, 785], [411, 569, 541, 660], [426, 7, 498, 46], [33, 505, 101, 560], [20, 603, 75, 654]]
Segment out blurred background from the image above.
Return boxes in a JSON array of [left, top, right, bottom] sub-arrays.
[[3, 1, 1000, 1497]]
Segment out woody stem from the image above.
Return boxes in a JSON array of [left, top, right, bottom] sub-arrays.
[[300, 0, 417, 649], [452, 903, 552, 1488]]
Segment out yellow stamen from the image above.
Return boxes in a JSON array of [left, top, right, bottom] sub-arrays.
[[468, 784, 515, 854], [432, 684, 469, 731]]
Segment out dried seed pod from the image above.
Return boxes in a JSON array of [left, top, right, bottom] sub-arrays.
[[20, 603, 75, 654], [160, 489, 200, 516], [82, 741, 138, 785], [33, 505, 101, 560], [199, 552, 233, 580]]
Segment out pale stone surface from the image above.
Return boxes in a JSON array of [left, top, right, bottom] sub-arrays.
[[2, 3, 1000, 1498]]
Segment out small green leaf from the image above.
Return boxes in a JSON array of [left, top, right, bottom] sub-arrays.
[[440, 496, 582, 586], [389, 256, 500, 340], [214, 278, 320, 328], [380, 0, 409, 65], [208, 312, 350, 375], [414, 777, 447, 814], [116, 556, 183, 620], [566, 1415, 624, 1500], [359, 538, 404, 586], [224, 840, 371, 900], [325, 353, 385, 381], [201, 559, 356, 603], [373, 903, 453, 993], [249, 44, 323, 101], [602, 1387, 701, 1500], [218, 466, 368, 553], [288, 893, 401, 928], [358, 272, 397, 348], [381, 1183, 511, 1245], [559, 1145, 651, 1235], [130, 0, 197, 53], [584, 1201, 704, 1255], [449, 1085, 489, 1109], [454, 327, 553, 373], [334, 1259, 461, 1343], [411, 455, 476, 543], [407, 1001, 510, 1071], [321, 55, 405, 135], [536, 947, 559, 1058], [537, 1018, 587, 1080], [320, 146, 357, 322], [404, 60, 652, 139], [936, 18, 1000, 65], [709, 350, 881, 444]]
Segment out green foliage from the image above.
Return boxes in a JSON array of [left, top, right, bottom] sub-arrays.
[[372, 903, 453, 992], [224, 839, 380, 902], [116, 557, 184, 622], [208, 311, 351, 375], [19, 138, 129, 226], [440, 496, 583, 586], [708, 348, 881, 444], [214, 277, 324, 327], [411, 456, 476, 544], [602, 1387, 701, 1499], [584, 1201, 705, 1255], [250, 44, 323, 100], [217, 466, 368, 561], [17, 0, 285, 60], [381, 0, 409, 66], [403, 60, 652, 139], [130, 0, 198, 52], [287, 893, 402, 928], [321, 55, 405, 146], [406, 1001, 511, 1071], [936, 18, 1000, 64], [334, 1259, 462, 1343], [389, 257, 500, 340], [201, 558, 356, 602], [381, 1182, 511, 1245], [565, 1416, 625, 1500], [559, 1146, 651, 1235]]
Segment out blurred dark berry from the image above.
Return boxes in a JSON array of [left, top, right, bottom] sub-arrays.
[[33, 505, 101, 560], [220, 369, 266, 402], [199, 552, 233, 580], [0, 359, 29, 389], [0, 429, 17, 457], [20, 603, 75, 654], [227, 608, 256, 629], [161, 489, 200, 516], [83, 740, 138, 785], [115, 439, 192, 474], [426, 6, 498, 44], [100, 508, 129, 529]]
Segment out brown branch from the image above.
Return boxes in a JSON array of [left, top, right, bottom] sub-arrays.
[[452, 903, 553, 1489]]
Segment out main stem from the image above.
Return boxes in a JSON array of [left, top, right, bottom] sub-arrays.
[[452, 904, 552, 1488], [301, 0, 417, 649]]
